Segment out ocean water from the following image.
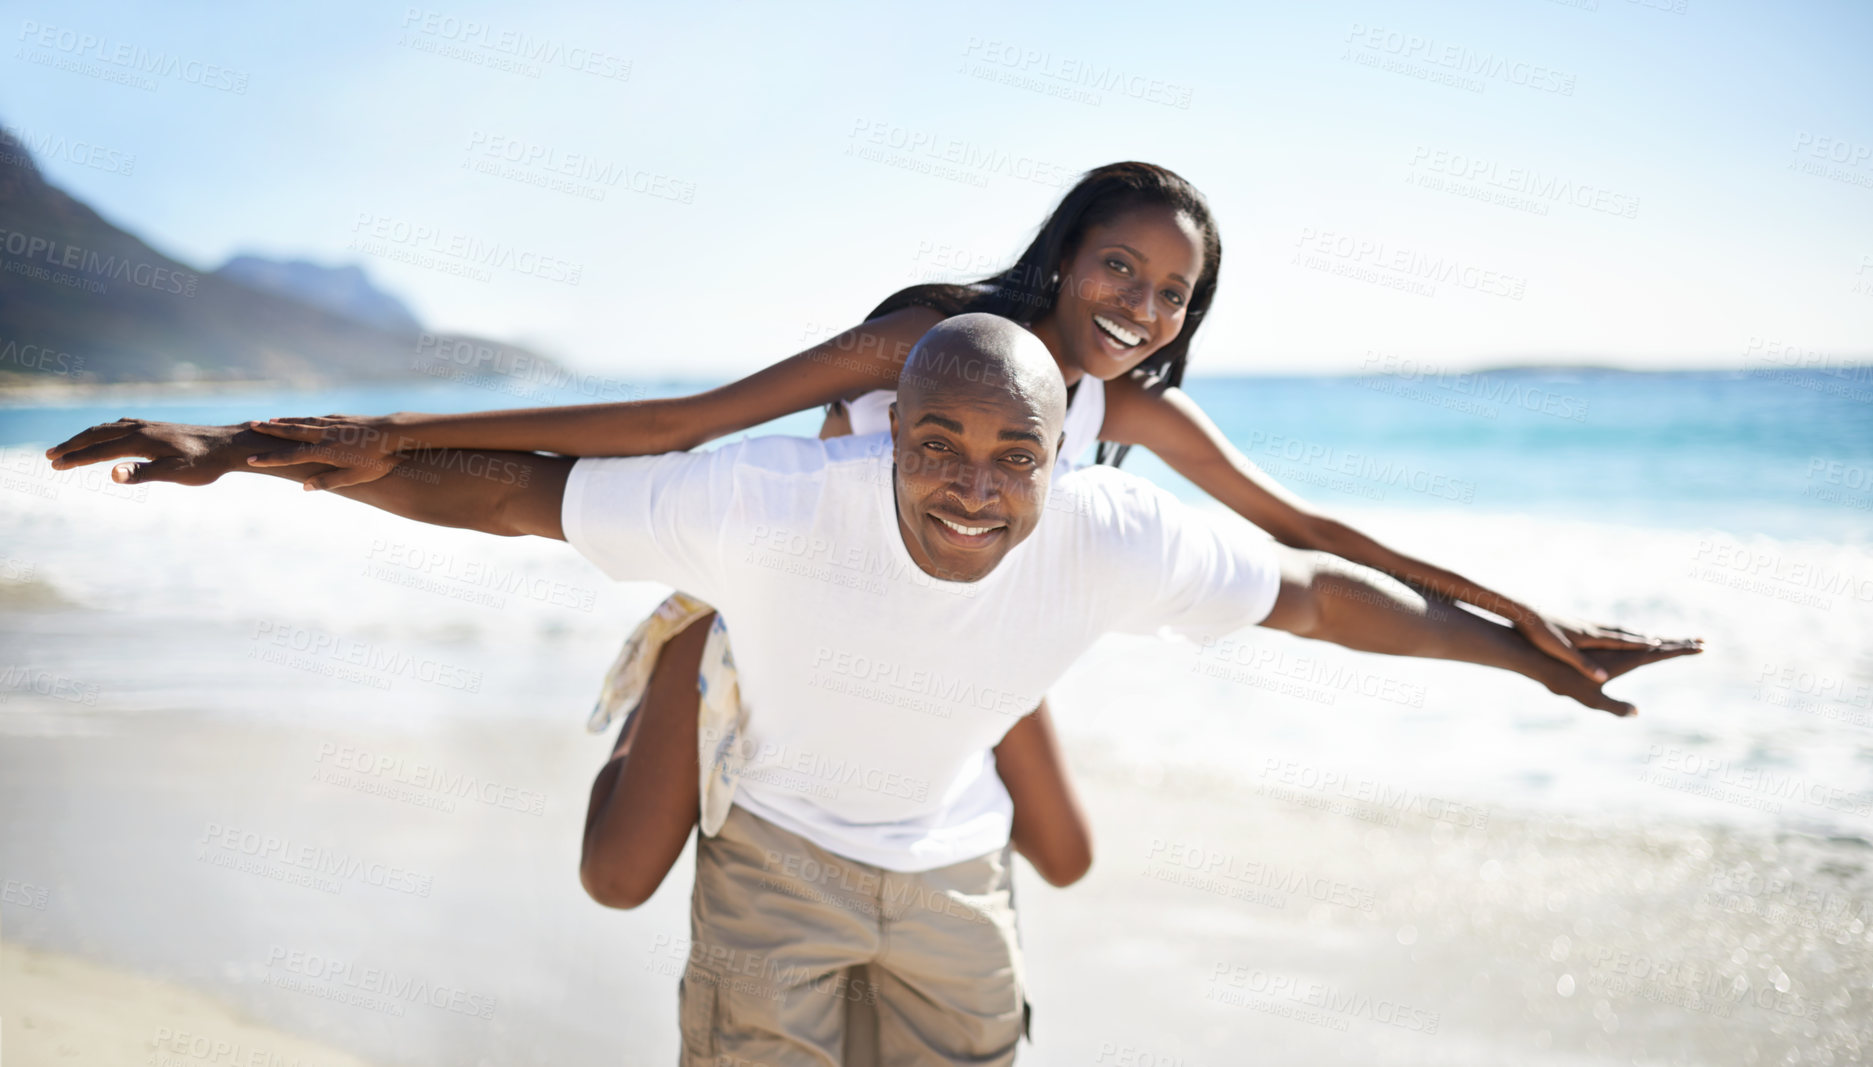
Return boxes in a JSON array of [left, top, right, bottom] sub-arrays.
[[6, 366, 1867, 534], [2, 368, 1870, 840]]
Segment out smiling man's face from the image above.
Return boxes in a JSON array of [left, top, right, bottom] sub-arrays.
[[887, 314, 1067, 583]]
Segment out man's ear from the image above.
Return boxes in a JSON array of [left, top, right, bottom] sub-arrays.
[[1056, 429, 1066, 463], [887, 402, 897, 446]]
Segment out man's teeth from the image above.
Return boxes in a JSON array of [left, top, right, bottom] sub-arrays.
[[937, 516, 997, 537], [1093, 314, 1143, 348]]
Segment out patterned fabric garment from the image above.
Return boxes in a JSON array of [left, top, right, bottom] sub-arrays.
[[589, 592, 748, 836]]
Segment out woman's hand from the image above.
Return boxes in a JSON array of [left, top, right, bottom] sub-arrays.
[[1513, 609, 1702, 683], [46, 419, 252, 485], [245, 414, 409, 491]]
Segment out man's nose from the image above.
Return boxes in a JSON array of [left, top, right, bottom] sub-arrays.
[[948, 462, 998, 506]]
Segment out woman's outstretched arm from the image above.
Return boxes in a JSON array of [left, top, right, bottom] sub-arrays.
[[45, 419, 571, 539], [247, 306, 945, 490], [1101, 376, 1672, 682]]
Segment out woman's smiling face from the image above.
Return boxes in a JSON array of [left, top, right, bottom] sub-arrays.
[[1042, 202, 1206, 382]]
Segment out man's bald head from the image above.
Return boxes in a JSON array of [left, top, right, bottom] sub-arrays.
[[886, 313, 1068, 583], [897, 313, 1068, 452]]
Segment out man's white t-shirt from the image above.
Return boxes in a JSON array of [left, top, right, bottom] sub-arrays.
[[561, 432, 1279, 872]]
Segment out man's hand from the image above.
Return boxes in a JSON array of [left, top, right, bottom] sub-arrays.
[[1513, 610, 1702, 684], [46, 419, 266, 486]]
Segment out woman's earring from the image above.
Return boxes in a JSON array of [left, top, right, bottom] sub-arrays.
[[1049, 271, 1060, 286]]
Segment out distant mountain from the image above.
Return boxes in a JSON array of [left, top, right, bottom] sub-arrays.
[[0, 126, 569, 387], [215, 255, 422, 334]]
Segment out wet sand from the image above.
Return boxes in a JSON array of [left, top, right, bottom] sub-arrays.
[[2, 940, 382, 1067], [2, 702, 1867, 1066]]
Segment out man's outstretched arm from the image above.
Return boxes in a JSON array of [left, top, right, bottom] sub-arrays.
[[46, 419, 571, 540]]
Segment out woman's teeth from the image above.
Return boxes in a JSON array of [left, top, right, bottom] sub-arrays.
[[1093, 314, 1143, 348], [937, 516, 997, 537]]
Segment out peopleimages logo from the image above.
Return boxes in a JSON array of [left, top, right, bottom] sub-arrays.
[[264, 944, 496, 1019], [1408, 146, 1640, 219], [15, 19, 250, 93], [197, 822, 433, 897], [1257, 758, 1491, 829], [314, 741, 547, 815], [1341, 23, 1576, 96], [1144, 838, 1378, 912], [0, 337, 86, 377], [348, 213, 584, 286], [398, 8, 632, 81], [0, 226, 198, 296], [1207, 963, 1441, 1035], [248, 619, 484, 693], [0, 123, 135, 176], [811, 645, 1038, 720], [1641, 745, 1873, 817], [958, 37, 1193, 109], [847, 119, 1073, 190], [1293, 227, 1527, 302], [1358, 352, 1592, 422]]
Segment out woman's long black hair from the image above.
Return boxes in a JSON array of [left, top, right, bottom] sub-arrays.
[[863, 161, 1222, 467]]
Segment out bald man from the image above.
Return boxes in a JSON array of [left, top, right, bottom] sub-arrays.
[[548, 313, 1286, 1066], [46, 314, 1684, 1064]]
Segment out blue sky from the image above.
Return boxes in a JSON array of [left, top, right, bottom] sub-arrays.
[[7, 0, 1870, 377]]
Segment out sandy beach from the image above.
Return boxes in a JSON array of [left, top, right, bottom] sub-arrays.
[[3, 696, 1867, 1066], [3, 940, 382, 1067]]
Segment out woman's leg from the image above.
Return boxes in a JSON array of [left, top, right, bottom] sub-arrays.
[[581, 618, 1096, 902], [1260, 548, 1700, 716], [818, 401, 854, 439], [995, 701, 1094, 887], [580, 613, 711, 909]]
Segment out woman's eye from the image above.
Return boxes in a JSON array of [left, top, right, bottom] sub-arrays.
[[1106, 258, 1131, 275], [1163, 289, 1186, 307]]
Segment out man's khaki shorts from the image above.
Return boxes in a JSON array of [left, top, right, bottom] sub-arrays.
[[678, 805, 1028, 1066]]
